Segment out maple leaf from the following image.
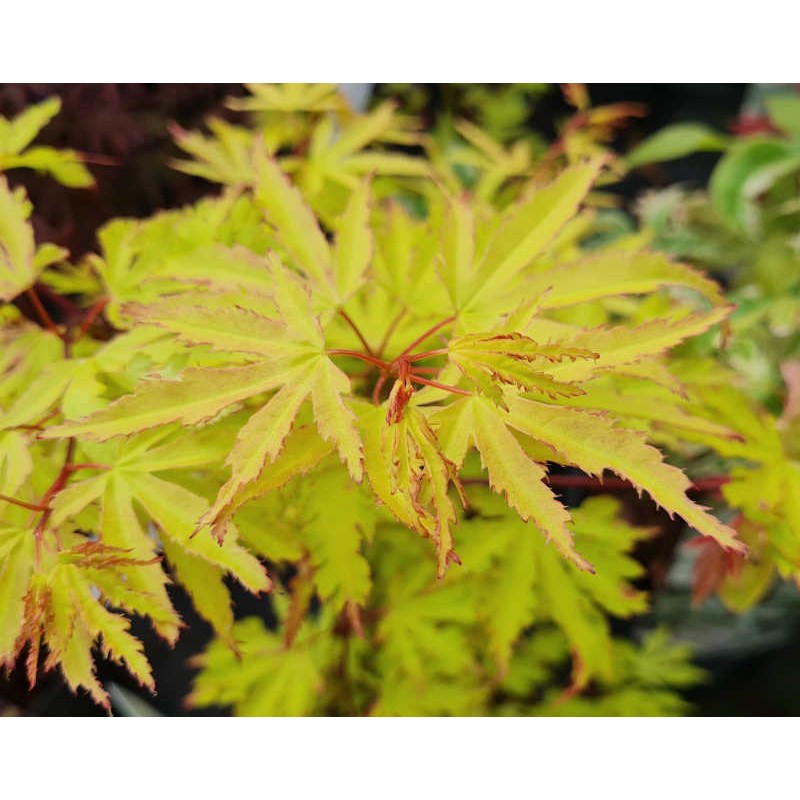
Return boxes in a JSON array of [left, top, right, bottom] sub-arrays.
[[6, 91, 768, 717], [46, 426, 269, 648], [0, 97, 94, 188], [187, 611, 336, 716], [10, 534, 158, 709], [45, 260, 364, 516], [227, 83, 344, 114], [0, 177, 68, 302], [504, 395, 744, 554], [456, 490, 650, 681], [293, 467, 373, 613]]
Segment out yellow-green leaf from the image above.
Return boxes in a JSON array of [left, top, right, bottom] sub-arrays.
[[470, 396, 592, 572], [43, 363, 292, 441], [505, 396, 745, 553]]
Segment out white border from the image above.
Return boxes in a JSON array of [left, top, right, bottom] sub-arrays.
[[4, 2, 797, 81]]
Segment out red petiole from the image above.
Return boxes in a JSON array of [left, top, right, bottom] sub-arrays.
[[393, 316, 456, 362], [329, 314, 466, 408]]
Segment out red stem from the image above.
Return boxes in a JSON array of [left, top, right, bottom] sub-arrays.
[[80, 153, 120, 167], [65, 463, 110, 473], [376, 309, 406, 358], [33, 439, 76, 556], [34, 283, 81, 319], [408, 374, 471, 396], [75, 296, 109, 340], [338, 309, 376, 357], [372, 373, 389, 405], [462, 473, 730, 493], [327, 349, 389, 371], [0, 494, 48, 513], [393, 316, 456, 362], [25, 287, 59, 336], [406, 348, 449, 363]]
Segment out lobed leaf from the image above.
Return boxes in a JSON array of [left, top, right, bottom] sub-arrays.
[[505, 396, 745, 553], [526, 250, 726, 308], [43, 362, 292, 441], [470, 396, 593, 572], [464, 156, 606, 311], [254, 146, 334, 293]]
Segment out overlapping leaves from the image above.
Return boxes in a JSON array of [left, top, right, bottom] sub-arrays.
[[1, 94, 744, 712]]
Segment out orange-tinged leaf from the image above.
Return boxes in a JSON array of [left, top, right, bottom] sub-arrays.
[[537, 308, 733, 382], [126, 472, 270, 594], [43, 362, 296, 442], [407, 409, 463, 577], [206, 359, 319, 524], [0, 526, 34, 666], [505, 396, 745, 554], [310, 358, 363, 482], [470, 397, 593, 572], [127, 302, 312, 360], [99, 474, 181, 643], [62, 566, 154, 691]]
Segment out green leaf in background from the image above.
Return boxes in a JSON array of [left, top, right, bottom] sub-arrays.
[[765, 94, 800, 136], [626, 123, 729, 168], [0, 97, 94, 188], [710, 138, 800, 234], [0, 98, 61, 156]]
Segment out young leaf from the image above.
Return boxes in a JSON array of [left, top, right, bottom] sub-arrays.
[[0, 97, 61, 156], [626, 123, 728, 168]]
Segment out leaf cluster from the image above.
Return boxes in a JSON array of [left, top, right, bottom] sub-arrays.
[[1, 84, 777, 716]]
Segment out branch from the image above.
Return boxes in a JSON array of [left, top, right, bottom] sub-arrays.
[[75, 296, 109, 341], [34, 283, 81, 319], [25, 287, 59, 336], [462, 473, 730, 494]]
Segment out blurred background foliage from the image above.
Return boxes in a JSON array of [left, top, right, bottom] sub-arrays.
[[3, 83, 800, 716]]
